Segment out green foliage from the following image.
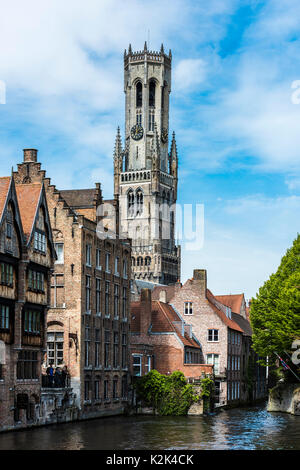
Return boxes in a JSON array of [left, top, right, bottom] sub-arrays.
[[250, 235, 300, 366], [135, 370, 210, 416], [199, 377, 214, 398]]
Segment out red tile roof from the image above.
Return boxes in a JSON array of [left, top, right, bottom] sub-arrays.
[[214, 294, 245, 314], [206, 290, 243, 333], [0, 177, 11, 221], [131, 300, 201, 349], [15, 183, 42, 240]]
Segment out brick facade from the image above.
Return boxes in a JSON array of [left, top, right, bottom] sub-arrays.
[[13, 150, 132, 419], [130, 289, 213, 380], [0, 169, 55, 431]]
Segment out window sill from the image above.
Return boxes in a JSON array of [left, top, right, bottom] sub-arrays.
[[96, 313, 102, 317], [113, 398, 120, 403], [114, 316, 119, 321], [104, 399, 111, 404], [94, 399, 102, 404], [94, 366, 102, 371], [96, 266, 102, 271], [84, 400, 92, 405], [122, 318, 128, 323], [105, 315, 111, 319], [104, 367, 112, 371], [84, 366, 93, 371]]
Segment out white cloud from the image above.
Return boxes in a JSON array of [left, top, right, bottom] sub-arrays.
[[173, 59, 207, 92]]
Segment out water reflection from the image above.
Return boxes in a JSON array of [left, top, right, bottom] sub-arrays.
[[0, 403, 299, 450]]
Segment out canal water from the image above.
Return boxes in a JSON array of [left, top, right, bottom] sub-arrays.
[[0, 403, 299, 450]]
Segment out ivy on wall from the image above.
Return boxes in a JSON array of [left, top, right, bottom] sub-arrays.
[[134, 370, 214, 416]]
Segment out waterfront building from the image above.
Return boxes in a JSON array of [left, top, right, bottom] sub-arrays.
[[130, 288, 213, 379], [152, 269, 260, 406], [0, 166, 56, 431], [13, 149, 132, 420], [113, 43, 181, 285]]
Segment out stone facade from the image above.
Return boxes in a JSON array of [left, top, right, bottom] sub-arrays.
[[113, 43, 180, 285], [13, 149, 132, 420], [0, 166, 56, 432]]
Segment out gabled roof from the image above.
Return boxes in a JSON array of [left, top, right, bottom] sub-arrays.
[[215, 294, 245, 314], [60, 189, 98, 209], [152, 284, 178, 302], [206, 290, 243, 333], [0, 177, 11, 222], [131, 300, 201, 349], [231, 312, 253, 337], [15, 183, 43, 240]]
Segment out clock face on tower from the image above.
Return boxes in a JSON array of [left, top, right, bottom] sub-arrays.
[[131, 124, 144, 141]]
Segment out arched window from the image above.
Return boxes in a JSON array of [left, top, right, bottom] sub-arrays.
[[145, 256, 151, 266], [136, 189, 143, 215], [136, 82, 142, 108], [149, 80, 156, 107], [128, 190, 135, 217], [131, 257, 135, 266], [137, 257, 143, 267]]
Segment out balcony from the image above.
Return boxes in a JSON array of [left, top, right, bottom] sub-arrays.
[[41, 374, 71, 389]]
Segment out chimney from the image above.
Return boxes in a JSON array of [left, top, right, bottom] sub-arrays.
[[193, 269, 207, 294], [140, 288, 152, 334], [159, 290, 167, 303], [23, 149, 38, 163]]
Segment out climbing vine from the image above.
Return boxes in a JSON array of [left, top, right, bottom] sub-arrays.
[[134, 370, 213, 416]]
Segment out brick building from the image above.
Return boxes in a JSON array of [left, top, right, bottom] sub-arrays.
[[130, 289, 213, 379], [215, 294, 267, 403], [0, 169, 56, 431], [13, 149, 132, 420], [152, 269, 259, 406]]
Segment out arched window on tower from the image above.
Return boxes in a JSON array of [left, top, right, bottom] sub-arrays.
[[136, 82, 142, 108], [136, 189, 143, 215], [128, 190, 135, 217], [149, 80, 156, 107]]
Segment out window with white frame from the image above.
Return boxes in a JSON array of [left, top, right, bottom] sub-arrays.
[[34, 230, 46, 253], [96, 248, 101, 269], [54, 243, 64, 264], [184, 302, 193, 315], [47, 332, 64, 366], [206, 353, 220, 375], [105, 253, 111, 273], [86, 244, 92, 266], [133, 355, 142, 376], [146, 356, 152, 373], [207, 329, 219, 342], [123, 259, 128, 279], [114, 257, 119, 275]]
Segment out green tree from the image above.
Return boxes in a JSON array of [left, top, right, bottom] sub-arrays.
[[250, 234, 300, 367]]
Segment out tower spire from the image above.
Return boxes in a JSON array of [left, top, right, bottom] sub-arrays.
[[170, 131, 178, 160], [113, 126, 122, 160]]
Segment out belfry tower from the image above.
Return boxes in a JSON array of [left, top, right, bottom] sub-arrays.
[[113, 43, 180, 285]]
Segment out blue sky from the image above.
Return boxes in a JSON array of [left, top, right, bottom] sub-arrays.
[[0, 0, 299, 299]]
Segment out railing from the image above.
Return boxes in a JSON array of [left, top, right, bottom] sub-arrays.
[[42, 374, 71, 389]]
